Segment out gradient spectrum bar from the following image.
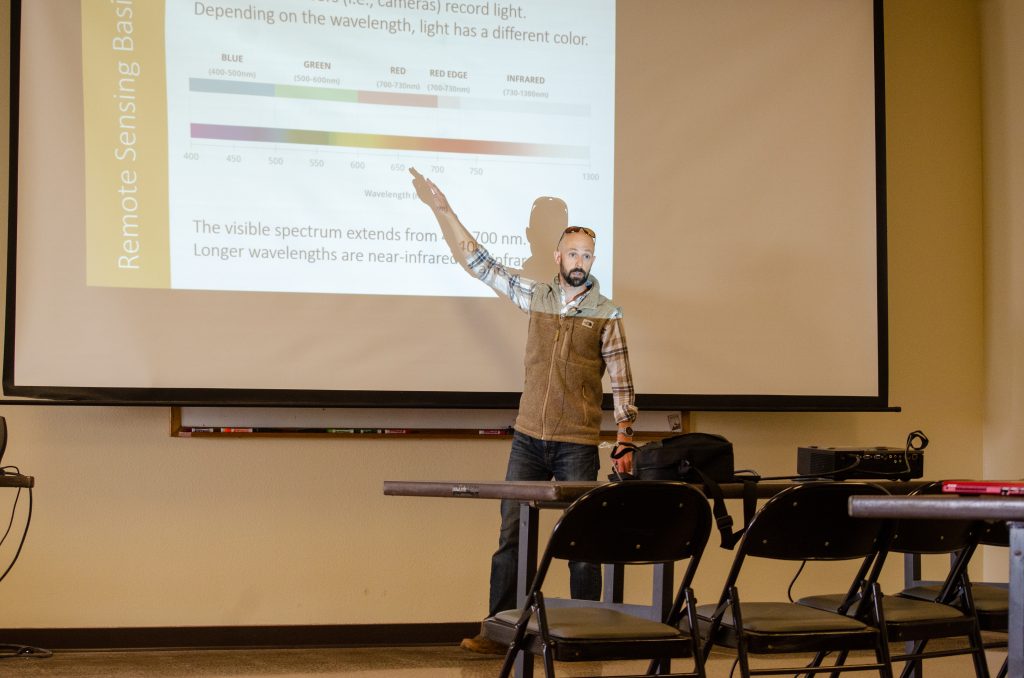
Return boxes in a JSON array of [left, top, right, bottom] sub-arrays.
[[189, 78, 589, 116], [191, 123, 590, 160]]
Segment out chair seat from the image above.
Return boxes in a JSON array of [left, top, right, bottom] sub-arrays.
[[901, 583, 1009, 614], [696, 601, 873, 635], [696, 601, 880, 656], [484, 606, 697, 664], [799, 591, 980, 644], [799, 592, 967, 623], [900, 582, 1009, 634], [489, 606, 685, 640]]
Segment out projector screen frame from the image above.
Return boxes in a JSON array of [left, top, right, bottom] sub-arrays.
[[2, 0, 892, 413]]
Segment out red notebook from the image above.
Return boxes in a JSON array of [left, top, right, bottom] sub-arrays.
[[942, 480, 1024, 496]]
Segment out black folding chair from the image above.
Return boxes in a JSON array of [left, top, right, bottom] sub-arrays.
[[799, 481, 990, 678], [900, 519, 1008, 678], [697, 481, 893, 677], [483, 481, 713, 678]]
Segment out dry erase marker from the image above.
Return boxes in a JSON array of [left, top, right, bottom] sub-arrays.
[[221, 427, 254, 433], [478, 429, 508, 435], [384, 429, 410, 434]]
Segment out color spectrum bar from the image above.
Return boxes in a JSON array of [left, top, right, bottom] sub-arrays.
[[190, 78, 589, 117], [191, 123, 590, 160]]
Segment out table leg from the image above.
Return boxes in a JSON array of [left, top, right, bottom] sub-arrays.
[[1009, 521, 1024, 678], [603, 563, 624, 603], [514, 502, 538, 678], [903, 553, 923, 678], [516, 502, 539, 608], [652, 563, 674, 621], [653, 562, 675, 674], [604, 555, 674, 619]]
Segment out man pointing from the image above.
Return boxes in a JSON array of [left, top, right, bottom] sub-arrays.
[[411, 168, 638, 653]]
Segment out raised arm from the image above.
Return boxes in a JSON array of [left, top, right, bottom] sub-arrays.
[[409, 167, 479, 272], [410, 167, 535, 312]]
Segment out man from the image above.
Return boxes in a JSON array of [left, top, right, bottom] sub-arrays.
[[410, 168, 638, 654]]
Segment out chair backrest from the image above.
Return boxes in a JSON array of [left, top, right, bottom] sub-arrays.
[[740, 482, 889, 561], [888, 481, 977, 554], [544, 481, 713, 566], [978, 520, 1009, 547]]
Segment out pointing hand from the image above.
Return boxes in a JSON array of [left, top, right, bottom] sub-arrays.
[[409, 167, 451, 213]]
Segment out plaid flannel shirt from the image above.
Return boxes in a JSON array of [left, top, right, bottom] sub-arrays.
[[466, 245, 638, 425]]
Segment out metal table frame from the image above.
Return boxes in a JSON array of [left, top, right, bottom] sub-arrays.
[[850, 494, 1023, 677]]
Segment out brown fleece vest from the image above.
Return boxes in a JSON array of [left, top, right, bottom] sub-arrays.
[[513, 277, 620, 445]]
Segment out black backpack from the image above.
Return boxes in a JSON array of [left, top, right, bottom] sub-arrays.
[[615, 432, 757, 549]]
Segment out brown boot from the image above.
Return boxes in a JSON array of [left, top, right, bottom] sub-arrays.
[[460, 633, 506, 655]]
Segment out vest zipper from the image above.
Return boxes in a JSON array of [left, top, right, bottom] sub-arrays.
[[540, 323, 562, 440]]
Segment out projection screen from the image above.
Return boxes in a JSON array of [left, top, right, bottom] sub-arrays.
[[4, 0, 888, 410]]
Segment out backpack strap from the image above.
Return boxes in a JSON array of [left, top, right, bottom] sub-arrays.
[[607, 442, 641, 481], [693, 468, 758, 550], [609, 441, 639, 459]]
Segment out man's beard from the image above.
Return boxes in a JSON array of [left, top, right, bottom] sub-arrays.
[[561, 266, 588, 288]]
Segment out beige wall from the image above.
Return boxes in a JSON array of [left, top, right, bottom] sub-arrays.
[[981, 0, 1024, 580], [0, 0, 994, 629]]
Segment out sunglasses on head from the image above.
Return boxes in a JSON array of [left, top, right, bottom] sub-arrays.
[[563, 226, 596, 239]]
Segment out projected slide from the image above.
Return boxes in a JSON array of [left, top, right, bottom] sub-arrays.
[[82, 0, 615, 296]]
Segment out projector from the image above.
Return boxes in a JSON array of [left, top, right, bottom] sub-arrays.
[[797, 446, 924, 481]]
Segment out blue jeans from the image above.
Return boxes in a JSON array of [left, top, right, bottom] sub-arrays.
[[488, 431, 601, 616]]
